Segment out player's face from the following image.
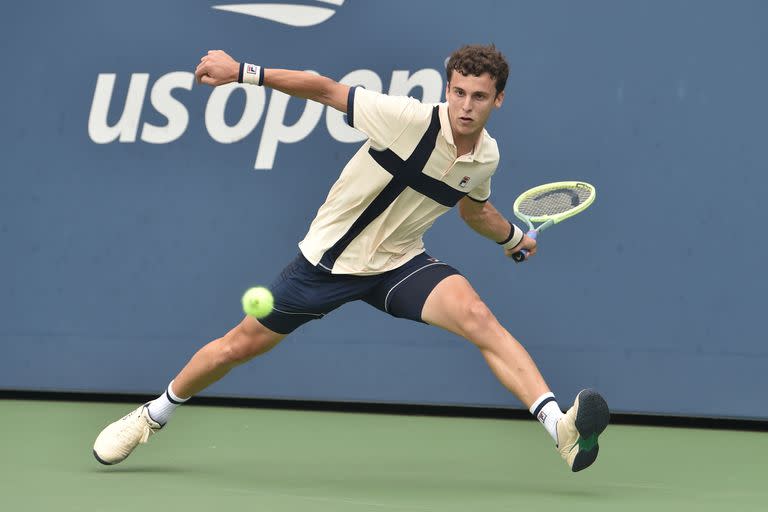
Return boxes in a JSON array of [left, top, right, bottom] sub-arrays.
[[445, 71, 504, 140]]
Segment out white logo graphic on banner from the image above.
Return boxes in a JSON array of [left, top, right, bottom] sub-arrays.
[[87, 0, 445, 170], [212, 0, 344, 27], [88, 69, 443, 170]]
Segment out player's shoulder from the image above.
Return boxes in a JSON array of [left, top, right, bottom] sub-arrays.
[[355, 87, 431, 119], [356, 87, 425, 108]]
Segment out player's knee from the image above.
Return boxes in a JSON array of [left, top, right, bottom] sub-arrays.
[[458, 299, 495, 338], [221, 322, 278, 365], [220, 338, 253, 365]]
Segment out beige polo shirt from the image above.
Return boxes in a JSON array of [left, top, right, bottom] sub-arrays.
[[298, 87, 499, 275]]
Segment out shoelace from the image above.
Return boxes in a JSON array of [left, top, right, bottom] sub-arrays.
[[138, 425, 153, 444], [117, 410, 157, 444]]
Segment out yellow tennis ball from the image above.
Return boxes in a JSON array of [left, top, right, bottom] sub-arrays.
[[241, 287, 274, 318]]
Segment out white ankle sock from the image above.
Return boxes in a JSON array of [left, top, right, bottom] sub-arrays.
[[147, 381, 189, 425], [529, 392, 564, 443]]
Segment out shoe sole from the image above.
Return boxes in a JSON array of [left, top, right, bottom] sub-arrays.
[[571, 389, 610, 472], [93, 449, 115, 466]]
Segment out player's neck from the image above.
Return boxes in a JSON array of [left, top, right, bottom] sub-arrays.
[[452, 130, 481, 158]]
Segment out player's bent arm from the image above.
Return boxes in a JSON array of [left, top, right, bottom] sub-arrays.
[[458, 197, 535, 257], [194, 50, 349, 113], [458, 197, 510, 241]]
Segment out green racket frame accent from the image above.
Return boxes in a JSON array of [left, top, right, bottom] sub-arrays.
[[512, 181, 596, 233]]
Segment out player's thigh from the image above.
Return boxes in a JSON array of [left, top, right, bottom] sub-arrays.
[[258, 253, 371, 335], [228, 314, 287, 359], [420, 274, 499, 341], [363, 253, 461, 324]]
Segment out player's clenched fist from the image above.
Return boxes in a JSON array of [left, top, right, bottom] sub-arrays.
[[195, 50, 240, 86], [504, 234, 537, 260]]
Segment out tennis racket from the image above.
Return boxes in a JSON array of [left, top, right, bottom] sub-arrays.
[[511, 181, 596, 262]]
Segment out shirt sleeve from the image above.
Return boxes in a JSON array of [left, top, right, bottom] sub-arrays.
[[467, 176, 492, 202], [346, 86, 417, 147]]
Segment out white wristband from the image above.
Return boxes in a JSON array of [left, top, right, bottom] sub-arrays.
[[498, 222, 524, 250], [239, 62, 264, 86]]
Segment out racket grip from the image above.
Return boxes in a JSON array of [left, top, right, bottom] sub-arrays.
[[512, 230, 538, 263]]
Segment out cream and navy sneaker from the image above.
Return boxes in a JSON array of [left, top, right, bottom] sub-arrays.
[[93, 404, 162, 465], [556, 389, 609, 472]]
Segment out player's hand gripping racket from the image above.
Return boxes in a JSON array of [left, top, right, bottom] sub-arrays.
[[511, 181, 596, 262]]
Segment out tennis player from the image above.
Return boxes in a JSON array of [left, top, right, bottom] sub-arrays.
[[93, 45, 609, 472]]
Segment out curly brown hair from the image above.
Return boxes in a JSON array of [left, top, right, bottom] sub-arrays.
[[445, 44, 509, 96]]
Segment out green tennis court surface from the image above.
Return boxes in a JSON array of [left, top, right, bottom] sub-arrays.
[[1, 400, 765, 511]]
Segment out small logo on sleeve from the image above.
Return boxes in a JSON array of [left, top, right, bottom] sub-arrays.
[[459, 176, 471, 188]]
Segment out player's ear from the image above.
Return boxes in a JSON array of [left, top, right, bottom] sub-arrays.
[[494, 90, 505, 108]]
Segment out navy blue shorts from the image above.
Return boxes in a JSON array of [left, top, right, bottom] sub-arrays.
[[258, 252, 461, 335]]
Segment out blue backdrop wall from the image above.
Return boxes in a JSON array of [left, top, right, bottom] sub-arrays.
[[2, 1, 766, 419]]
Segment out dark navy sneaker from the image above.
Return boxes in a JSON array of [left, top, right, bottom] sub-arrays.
[[556, 389, 610, 472]]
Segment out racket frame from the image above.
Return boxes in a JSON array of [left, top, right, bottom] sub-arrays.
[[510, 181, 596, 262], [513, 181, 596, 234]]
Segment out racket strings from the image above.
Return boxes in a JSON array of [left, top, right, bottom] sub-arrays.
[[517, 187, 593, 217]]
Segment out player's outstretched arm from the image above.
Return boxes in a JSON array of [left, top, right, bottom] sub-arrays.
[[194, 50, 350, 113], [458, 197, 537, 259]]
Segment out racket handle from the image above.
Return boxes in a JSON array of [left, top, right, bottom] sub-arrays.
[[512, 230, 538, 263]]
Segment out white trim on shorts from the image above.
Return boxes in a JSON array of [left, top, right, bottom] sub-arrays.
[[383, 262, 448, 313], [272, 306, 325, 318]]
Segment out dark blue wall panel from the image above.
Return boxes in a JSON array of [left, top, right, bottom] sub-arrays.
[[2, 1, 766, 419]]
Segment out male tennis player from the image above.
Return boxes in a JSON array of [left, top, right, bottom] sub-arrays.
[[94, 45, 609, 472]]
